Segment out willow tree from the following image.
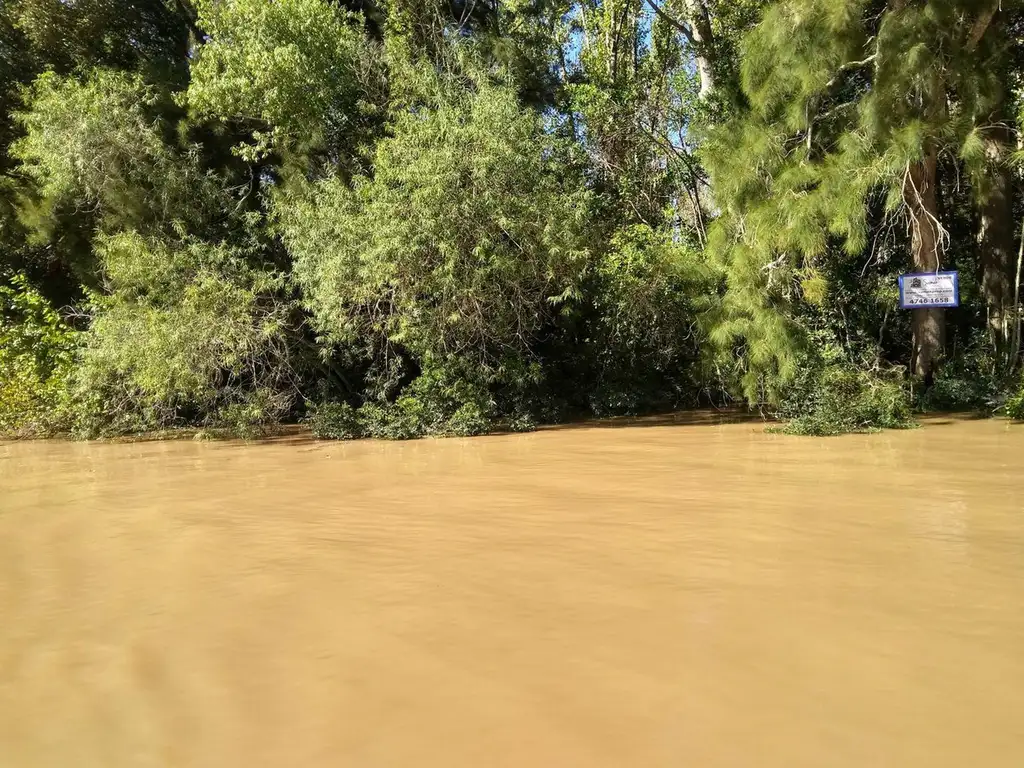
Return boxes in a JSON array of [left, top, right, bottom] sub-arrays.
[[704, 0, 1016, 398], [12, 70, 303, 435], [278, 74, 594, 406], [187, 0, 385, 180]]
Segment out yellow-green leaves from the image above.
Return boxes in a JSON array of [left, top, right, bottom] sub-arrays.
[[14, 70, 223, 238], [280, 75, 591, 377], [187, 0, 382, 167]]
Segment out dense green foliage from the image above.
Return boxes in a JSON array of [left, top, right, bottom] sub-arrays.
[[774, 336, 915, 435], [0, 274, 77, 435], [2, 0, 1023, 439]]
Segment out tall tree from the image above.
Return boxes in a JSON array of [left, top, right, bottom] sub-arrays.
[[964, 5, 1021, 369], [704, 0, 1016, 394]]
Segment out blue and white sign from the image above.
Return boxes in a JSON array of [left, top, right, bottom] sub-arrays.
[[899, 271, 959, 309]]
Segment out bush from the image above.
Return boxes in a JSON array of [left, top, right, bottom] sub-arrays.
[[357, 399, 428, 440], [777, 360, 915, 436], [309, 365, 496, 440], [279, 74, 591, 402], [14, 70, 228, 239], [918, 333, 1004, 413], [579, 224, 715, 416], [215, 389, 291, 439], [187, 0, 384, 168], [1006, 377, 1024, 421], [71, 234, 300, 438], [307, 401, 363, 439], [0, 275, 78, 437]]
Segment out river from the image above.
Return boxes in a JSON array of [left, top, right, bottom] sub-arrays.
[[1, 416, 1023, 766]]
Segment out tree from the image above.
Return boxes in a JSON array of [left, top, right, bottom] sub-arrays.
[[966, 6, 1021, 369], [187, 0, 385, 179], [704, 0, 1018, 396], [278, 74, 593, 399], [14, 70, 226, 240], [6, 0, 191, 75], [1, 0, 197, 305], [73, 232, 300, 437], [12, 69, 304, 436]]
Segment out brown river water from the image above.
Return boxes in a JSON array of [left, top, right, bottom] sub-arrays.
[[1, 415, 1023, 767]]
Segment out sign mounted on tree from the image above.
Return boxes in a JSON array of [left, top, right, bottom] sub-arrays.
[[899, 271, 959, 309]]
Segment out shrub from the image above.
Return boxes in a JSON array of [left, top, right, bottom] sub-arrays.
[[308, 365, 496, 440], [215, 389, 291, 439], [279, 75, 591, 399], [356, 399, 427, 440], [1006, 377, 1024, 421], [0, 275, 78, 437], [14, 70, 227, 239], [918, 333, 1004, 413], [777, 360, 915, 436], [187, 0, 384, 168], [71, 233, 300, 438], [307, 401, 363, 440], [579, 224, 716, 416]]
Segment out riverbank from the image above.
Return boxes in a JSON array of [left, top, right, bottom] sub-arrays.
[[4, 406, 1013, 446], [1, 406, 767, 444]]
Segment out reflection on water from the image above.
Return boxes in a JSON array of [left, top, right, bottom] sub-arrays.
[[2, 418, 1023, 767]]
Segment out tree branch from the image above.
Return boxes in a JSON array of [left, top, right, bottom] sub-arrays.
[[643, 0, 696, 48], [966, 1, 998, 52], [824, 54, 876, 90]]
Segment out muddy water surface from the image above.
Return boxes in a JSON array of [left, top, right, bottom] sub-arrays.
[[2, 417, 1023, 767]]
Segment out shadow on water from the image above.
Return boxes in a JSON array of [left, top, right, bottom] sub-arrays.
[[13, 411, 1008, 452], [917, 412, 1000, 427], [548, 409, 1001, 434], [541, 407, 768, 432]]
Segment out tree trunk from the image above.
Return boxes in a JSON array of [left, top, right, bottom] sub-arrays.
[[685, 0, 715, 99], [904, 147, 945, 382], [644, 0, 716, 98], [972, 10, 1021, 370], [977, 123, 1017, 367]]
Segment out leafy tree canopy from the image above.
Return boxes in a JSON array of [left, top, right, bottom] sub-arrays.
[[3, 0, 1024, 439]]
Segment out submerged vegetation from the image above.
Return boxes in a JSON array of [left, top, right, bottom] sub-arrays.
[[2, 0, 1023, 439]]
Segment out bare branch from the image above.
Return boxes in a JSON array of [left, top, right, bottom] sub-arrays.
[[823, 54, 877, 90]]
